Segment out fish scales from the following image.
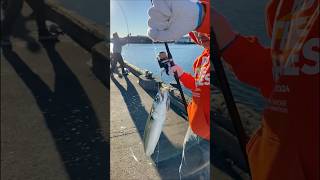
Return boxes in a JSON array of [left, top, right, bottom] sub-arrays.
[[143, 86, 170, 156]]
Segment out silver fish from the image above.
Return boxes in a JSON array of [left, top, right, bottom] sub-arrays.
[[143, 86, 171, 156]]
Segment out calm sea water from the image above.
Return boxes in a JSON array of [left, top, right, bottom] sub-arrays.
[[112, 43, 203, 81], [113, 43, 204, 96], [113, 41, 266, 111]]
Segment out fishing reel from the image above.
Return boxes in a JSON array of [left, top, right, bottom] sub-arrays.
[[157, 51, 174, 75]]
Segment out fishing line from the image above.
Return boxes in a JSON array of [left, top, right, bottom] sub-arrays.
[[114, 0, 130, 46], [115, 0, 130, 36], [149, 0, 165, 80], [115, 0, 161, 78], [155, 140, 160, 167], [151, 42, 160, 71]]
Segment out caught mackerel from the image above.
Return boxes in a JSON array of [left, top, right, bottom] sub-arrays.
[[143, 86, 171, 156]]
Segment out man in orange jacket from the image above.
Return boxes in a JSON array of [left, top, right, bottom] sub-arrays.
[[148, 1, 211, 178], [148, 0, 211, 139], [168, 31, 210, 179], [170, 32, 210, 141], [212, 1, 319, 179]]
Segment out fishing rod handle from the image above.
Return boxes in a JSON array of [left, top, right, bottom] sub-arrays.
[[165, 43, 173, 59], [163, 43, 176, 69], [163, 42, 188, 116]]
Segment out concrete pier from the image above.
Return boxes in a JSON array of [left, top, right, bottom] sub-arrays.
[[110, 72, 189, 180]]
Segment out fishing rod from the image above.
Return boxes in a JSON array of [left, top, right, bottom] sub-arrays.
[[115, 1, 131, 45], [150, 0, 189, 116], [115, 1, 130, 37], [164, 43, 189, 115], [211, 27, 251, 174]]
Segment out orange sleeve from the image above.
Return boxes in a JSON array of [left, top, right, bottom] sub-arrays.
[[222, 35, 274, 97], [220, 0, 278, 98], [179, 73, 196, 91]]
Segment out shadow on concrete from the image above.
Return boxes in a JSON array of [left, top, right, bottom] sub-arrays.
[[110, 74, 183, 178], [10, 11, 42, 53], [2, 41, 108, 179]]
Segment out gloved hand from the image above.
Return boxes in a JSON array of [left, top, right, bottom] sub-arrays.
[[147, 0, 208, 42], [211, 8, 238, 50], [169, 65, 184, 77]]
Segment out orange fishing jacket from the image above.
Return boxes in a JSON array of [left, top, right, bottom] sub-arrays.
[[222, 0, 319, 179], [176, 0, 210, 141], [179, 49, 210, 140]]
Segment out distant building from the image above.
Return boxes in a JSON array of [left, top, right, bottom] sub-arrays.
[[111, 35, 153, 44], [175, 36, 194, 44], [129, 35, 153, 43]]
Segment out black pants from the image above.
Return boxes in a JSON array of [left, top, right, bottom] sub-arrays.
[[1, 0, 47, 38], [111, 53, 125, 73]]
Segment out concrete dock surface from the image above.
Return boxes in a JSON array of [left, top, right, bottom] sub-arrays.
[[110, 72, 189, 180]]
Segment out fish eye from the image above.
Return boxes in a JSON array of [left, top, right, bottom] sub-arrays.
[[154, 95, 160, 103]]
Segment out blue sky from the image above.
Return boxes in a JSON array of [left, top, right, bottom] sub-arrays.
[[111, 0, 151, 37]]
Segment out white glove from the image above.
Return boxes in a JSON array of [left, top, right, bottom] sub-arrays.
[[169, 65, 184, 77], [147, 0, 204, 42]]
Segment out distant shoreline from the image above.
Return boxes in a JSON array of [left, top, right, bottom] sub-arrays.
[[110, 35, 195, 44]]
